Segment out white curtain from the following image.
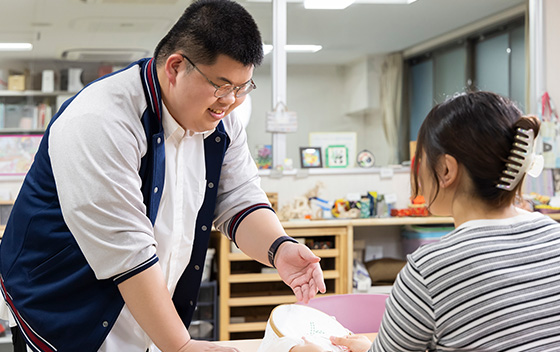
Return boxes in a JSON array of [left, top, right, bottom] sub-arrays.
[[380, 52, 403, 164]]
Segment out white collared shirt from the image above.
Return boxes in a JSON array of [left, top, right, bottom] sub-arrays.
[[101, 103, 213, 352]]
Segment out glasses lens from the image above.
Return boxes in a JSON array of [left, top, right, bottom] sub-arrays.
[[215, 85, 235, 98], [235, 82, 255, 98]]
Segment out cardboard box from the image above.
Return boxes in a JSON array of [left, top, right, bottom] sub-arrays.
[[8, 75, 25, 91]]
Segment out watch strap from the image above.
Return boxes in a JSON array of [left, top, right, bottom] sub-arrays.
[[268, 236, 298, 268]]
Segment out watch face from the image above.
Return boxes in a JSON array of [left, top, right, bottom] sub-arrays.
[[357, 150, 375, 168]]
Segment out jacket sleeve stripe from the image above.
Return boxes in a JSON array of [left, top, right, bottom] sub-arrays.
[[227, 203, 274, 246], [0, 277, 57, 352], [112, 254, 159, 285]]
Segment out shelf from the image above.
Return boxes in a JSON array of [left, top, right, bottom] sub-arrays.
[[258, 166, 411, 177], [0, 128, 45, 134], [228, 270, 339, 284], [229, 295, 297, 307], [228, 322, 267, 333], [0, 90, 68, 97], [281, 216, 454, 228], [228, 248, 338, 261]]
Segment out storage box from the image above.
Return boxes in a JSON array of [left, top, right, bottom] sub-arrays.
[[41, 70, 55, 92], [8, 75, 25, 91], [401, 224, 453, 255]]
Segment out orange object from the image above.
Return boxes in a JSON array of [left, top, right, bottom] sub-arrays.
[[411, 195, 425, 205]]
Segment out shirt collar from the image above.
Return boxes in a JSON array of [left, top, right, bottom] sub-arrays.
[[161, 103, 216, 142]]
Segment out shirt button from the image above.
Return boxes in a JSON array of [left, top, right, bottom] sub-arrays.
[[153, 186, 159, 193], [190, 300, 194, 306], [102, 321, 109, 328], [201, 225, 208, 231], [195, 265, 200, 270], [208, 182, 214, 189], [215, 136, 221, 143], [157, 137, 161, 144]]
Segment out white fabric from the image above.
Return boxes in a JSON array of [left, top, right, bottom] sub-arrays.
[[100, 102, 209, 351], [380, 53, 403, 164], [49, 67, 157, 280], [258, 304, 350, 352]]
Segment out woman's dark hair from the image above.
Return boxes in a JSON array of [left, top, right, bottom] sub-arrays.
[[154, 0, 263, 68], [411, 91, 541, 208]]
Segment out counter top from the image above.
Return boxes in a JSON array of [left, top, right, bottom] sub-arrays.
[[281, 213, 560, 228], [212, 333, 377, 352]]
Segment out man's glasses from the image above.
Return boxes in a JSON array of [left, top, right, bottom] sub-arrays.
[[181, 54, 256, 99]]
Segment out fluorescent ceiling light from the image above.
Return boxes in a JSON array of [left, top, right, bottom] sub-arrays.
[[286, 44, 322, 52], [356, 0, 417, 3], [262, 44, 323, 54], [304, 0, 354, 9], [0, 43, 33, 51], [249, 0, 418, 4]]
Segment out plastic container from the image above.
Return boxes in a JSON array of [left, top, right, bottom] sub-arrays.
[[401, 224, 454, 255]]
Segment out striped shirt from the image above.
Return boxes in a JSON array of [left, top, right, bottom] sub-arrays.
[[372, 211, 560, 352]]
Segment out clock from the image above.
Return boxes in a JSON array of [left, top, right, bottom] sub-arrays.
[[356, 150, 375, 168]]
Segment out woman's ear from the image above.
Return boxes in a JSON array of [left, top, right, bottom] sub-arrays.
[[438, 154, 459, 188]]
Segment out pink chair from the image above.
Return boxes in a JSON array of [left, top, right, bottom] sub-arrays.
[[300, 293, 389, 333]]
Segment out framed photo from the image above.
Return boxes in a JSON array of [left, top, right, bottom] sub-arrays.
[[255, 144, 273, 169], [300, 147, 322, 168], [0, 134, 43, 176], [325, 145, 348, 168], [309, 132, 356, 167]]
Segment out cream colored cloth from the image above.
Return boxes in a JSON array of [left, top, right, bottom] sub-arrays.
[[257, 304, 350, 352]]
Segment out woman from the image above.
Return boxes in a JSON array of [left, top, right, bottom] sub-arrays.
[[331, 91, 560, 351]]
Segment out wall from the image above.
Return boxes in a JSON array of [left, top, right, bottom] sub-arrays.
[[545, 0, 560, 102], [260, 168, 412, 210], [247, 57, 391, 168]]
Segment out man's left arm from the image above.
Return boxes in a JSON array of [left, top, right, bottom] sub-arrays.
[[234, 208, 326, 303], [213, 115, 325, 302]]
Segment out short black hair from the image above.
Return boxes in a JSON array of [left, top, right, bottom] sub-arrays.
[[411, 91, 541, 208], [154, 0, 263, 68]]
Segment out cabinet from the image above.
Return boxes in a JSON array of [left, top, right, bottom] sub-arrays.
[[217, 224, 351, 341], [188, 281, 218, 341], [0, 201, 13, 239], [0, 90, 67, 132]]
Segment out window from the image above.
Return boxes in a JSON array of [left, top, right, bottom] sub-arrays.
[[407, 17, 525, 143]]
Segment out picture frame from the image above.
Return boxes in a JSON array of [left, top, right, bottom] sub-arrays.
[[255, 144, 273, 169], [300, 147, 322, 168], [0, 133, 43, 176], [325, 145, 348, 168]]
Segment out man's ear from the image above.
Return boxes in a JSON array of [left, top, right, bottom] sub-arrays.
[[439, 154, 459, 188], [164, 54, 184, 85]]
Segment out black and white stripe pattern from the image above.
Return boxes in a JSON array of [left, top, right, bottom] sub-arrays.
[[371, 212, 560, 352]]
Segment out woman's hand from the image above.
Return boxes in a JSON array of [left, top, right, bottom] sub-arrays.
[[329, 335, 372, 352], [289, 337, 328, 352], [180, 339, 241, 352]]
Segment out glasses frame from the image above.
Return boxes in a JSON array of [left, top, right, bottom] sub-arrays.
[[181, 54, 256, 98]]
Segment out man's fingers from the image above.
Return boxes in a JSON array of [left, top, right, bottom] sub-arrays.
[[312, 265, 326, 293]]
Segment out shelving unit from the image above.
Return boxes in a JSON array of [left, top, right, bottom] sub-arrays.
[[218, 225, 350, 341], [0, 90, 68, 132]]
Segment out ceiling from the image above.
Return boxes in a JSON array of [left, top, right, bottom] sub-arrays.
[[0, 0, 526, 66]]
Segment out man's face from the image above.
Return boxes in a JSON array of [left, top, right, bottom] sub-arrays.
[[167, 54, 254, 132]]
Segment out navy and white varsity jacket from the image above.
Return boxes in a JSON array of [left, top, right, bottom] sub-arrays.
[[0, 58, 272, 352]]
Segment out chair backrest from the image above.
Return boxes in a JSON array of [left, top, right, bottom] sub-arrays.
[[300, 293, 389, 334]]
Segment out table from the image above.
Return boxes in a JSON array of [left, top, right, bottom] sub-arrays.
[[213, 333, 377, 351]]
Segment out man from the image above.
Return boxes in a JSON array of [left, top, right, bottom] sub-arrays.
[[0, 1, 326, 351]]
